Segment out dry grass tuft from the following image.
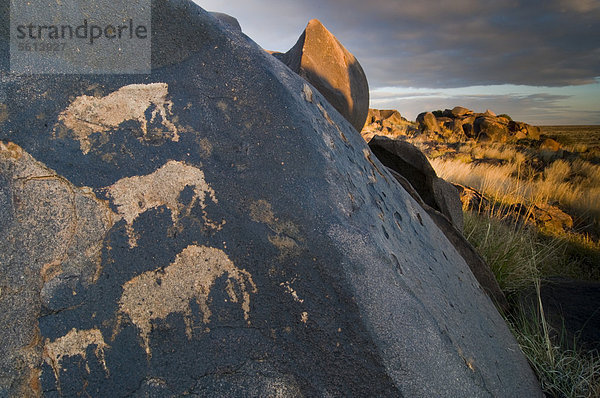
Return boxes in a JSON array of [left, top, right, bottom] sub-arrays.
[[464, 210, 600, 397], [430, 156, 600, 226], [509, 295, 600, 398]]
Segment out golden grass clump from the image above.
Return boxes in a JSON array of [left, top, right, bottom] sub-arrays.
[[470, 144, 527, 166], [430, 156, 600, 226]]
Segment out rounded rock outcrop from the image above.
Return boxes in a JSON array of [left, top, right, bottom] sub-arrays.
[[416, 111, 440, 134]]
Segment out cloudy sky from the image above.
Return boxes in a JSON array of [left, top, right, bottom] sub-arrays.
[[196, 0, 599, 125]]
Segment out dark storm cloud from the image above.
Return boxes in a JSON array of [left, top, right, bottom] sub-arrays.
[[283, 0, 600, 89], [198, 0, 599, 123]]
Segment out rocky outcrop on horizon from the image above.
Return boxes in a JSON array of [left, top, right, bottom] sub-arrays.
[[272, 19, 370, 133], [417, 106, 540, 142], [0, 1, 542, 396], [417, 107, 542, 142], [363, 106, 543, 144]]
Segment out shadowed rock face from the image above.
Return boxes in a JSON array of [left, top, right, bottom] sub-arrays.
[[417, 112, 440, 134], [368, 136, 464, 231], [520, 278, 600, 352], [0, 1, 541, 397], [273, 19, 370, 133]]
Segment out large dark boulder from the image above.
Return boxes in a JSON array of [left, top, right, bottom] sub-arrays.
[[0, 1, 541, 396], [508, 121, 541, 140], [451, 106, 474, 118], [272, 19, 369, 133], [368, 136, 464, 231], [474, 116, 510, 142]]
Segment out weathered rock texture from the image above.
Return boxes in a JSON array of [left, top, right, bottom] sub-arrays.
[[0, 142, 115, 397], [362, 109, 418, 141], [209, 12, 242, 31], [385, 167, 509, 312], [0, 1, 541, 397], [272, 19, 369, 133]]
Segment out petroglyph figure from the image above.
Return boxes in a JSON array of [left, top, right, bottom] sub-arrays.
[[116, 245, 256, 356], [44, 328, 109, 389], [57, 83, 179, 154], [105, 161, 223, 247], [250, 199, 304, 258]]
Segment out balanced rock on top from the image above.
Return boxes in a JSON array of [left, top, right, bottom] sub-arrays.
[[273, 19, 370, 133]]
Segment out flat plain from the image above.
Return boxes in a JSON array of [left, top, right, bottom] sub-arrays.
[[542, 125, 600, 148]]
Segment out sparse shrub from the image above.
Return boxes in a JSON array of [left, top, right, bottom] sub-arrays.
[[570, 159, 600, 186], [470, 144, 527, 166], [498, 114, 513, 121], [566, 143, 591, 153], [463, 211, 564, 292], [509, 294, 600, 398], [544, 160, 571, 184]]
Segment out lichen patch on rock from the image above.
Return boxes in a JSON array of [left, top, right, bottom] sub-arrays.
[[57, 83, 179, 154], [116, 245, 256, 356], [280, 280, 304, 303], [0, 103, 8, 123], [302, 84, 313, 103], [105, 161, 223, 247], [250, 200, 304, 258], [0, 140, 23, 159], [0, 142, 115, 396]]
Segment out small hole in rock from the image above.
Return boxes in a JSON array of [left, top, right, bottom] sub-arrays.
[[390, 254, 403, 274]]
